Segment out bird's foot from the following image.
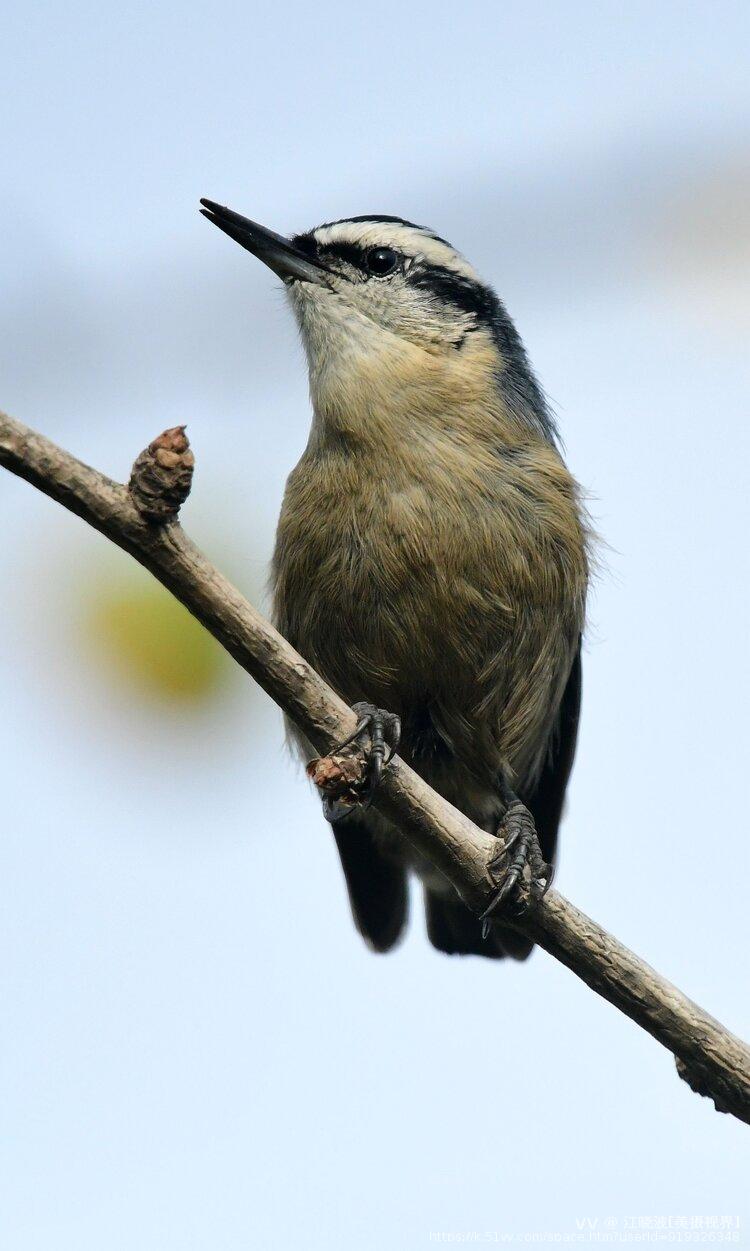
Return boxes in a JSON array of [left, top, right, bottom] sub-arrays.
[[308, 702, 401, 822], [332, 702, 401, 793], [480, 799, 552, 937]]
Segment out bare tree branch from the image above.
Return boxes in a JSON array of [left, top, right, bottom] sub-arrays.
[[2, 409, 749, 1125]]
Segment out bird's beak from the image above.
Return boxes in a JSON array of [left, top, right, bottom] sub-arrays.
[[200, 199, 330, 285]]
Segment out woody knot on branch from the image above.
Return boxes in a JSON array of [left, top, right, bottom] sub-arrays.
[[129, 425, 195, 522]]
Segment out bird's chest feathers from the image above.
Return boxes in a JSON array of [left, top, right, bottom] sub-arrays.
[[277, 458, 447, 610], [273, 436, 585, 693]]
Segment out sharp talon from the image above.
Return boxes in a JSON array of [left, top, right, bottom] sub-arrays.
[[330, 716, 370, 755], [495, 871, 519, 906], [370, 752, 383, 788], [482, 790, 550, 920], [323, 796, 355, 824], [479, 890, 504, 923], [500, 828, 521, 857], [320, 702, 400, 810]]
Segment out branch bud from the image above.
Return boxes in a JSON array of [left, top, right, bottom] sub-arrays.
[[129, 426, 195, 522]]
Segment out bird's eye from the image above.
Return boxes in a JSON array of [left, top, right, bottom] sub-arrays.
[[366, 246, 399, 276]]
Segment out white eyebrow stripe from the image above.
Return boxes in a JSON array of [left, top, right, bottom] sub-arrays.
[[312, 221, 483, 284]]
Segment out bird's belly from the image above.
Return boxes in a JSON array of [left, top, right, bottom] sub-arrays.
[[274, 507, 578, 798]]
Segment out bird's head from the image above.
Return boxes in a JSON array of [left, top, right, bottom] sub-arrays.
[[200, 200, 555, 443]]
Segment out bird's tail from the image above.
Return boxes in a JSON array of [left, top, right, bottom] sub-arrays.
[[424, 889, 533, 960]]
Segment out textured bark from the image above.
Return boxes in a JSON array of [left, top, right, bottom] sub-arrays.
[[1, 409, 749, 1125]]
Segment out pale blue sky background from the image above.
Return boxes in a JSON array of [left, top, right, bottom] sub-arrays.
[[1, 2, 749, 1247]]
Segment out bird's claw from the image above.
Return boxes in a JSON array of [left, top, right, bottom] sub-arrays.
[[480, 800, 552, 937], [321, 702, 401, 820]]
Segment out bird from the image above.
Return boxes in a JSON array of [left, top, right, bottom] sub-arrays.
[[200, 198, 590, 959]]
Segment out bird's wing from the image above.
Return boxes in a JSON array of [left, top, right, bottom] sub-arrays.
[[523, 640, 582, 866], [331, 814, 409, 952]]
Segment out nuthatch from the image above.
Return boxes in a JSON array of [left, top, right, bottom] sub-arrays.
[[201, 200, 589, 959]]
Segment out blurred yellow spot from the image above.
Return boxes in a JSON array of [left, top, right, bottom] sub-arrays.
[[85, 575, 228, 703]]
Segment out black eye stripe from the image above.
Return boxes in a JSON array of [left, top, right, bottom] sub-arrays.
[[317, 240, 369, 269], [406, 264, 496, 319], [311, 241, 402, 276]]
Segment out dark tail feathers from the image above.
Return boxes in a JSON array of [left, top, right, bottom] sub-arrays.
[[424, 889, 533, 960]]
